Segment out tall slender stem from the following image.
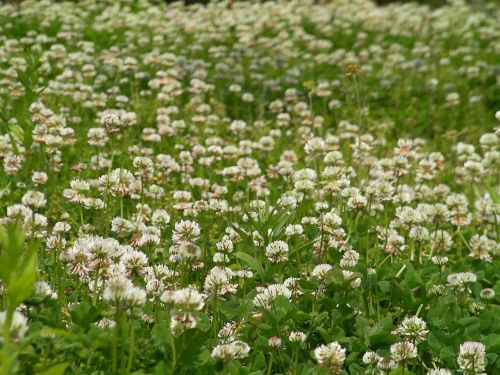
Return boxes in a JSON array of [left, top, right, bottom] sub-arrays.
[[126, 320, 135, 374]]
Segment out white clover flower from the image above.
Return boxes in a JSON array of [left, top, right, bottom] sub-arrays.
[[377, 358, 397, 371], [323, 212, 342, 227], [204, 266, 237, 296], [340, 250, 360, 268], [265, 240, 289, 263], [285, 224, 303, 236], [164, 288, 204, 310], [22, 190, 47, 208], [96, 318, 116, 329], [217, 321, 239, 343], [431, 256, 448, 265], [304, 137, 326, 155], [479, 288, 495, 300], [216, 239, 234, 253], [35, 281, 57, 299], [268, 336, 282, 348], [172, 220, 201, 242], [314, 341, 346, 374], [237, 269, 253, 279], [253, 284, 291, 309], [99, 168, 134, 196], [392, 316, 429, 343], [363, 351, 382, 365], [211, 340, 250, 362], [31, 171, 48, 185], [0, 311, 28, 343], [289, 331, 306, 343], [457, 341, 486, 375], [104, 277, 137, 306], [447, 272, 477, 287], [312, 264, 332, 279], [427, 369, 452, 375], [390, 341, 418, 362]]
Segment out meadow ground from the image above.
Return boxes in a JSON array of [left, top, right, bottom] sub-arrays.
[[0, 0, 498, 374]]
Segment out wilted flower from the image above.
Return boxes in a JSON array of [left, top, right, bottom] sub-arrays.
[[479, 288, 495, 300]]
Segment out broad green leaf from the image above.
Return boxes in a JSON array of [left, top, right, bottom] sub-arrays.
[[0, 224, 24, 282], [70, 303, 102, 330], [38, 363, 69, 375], [252, 352, 266, 371], [234, 251, 265, 278]]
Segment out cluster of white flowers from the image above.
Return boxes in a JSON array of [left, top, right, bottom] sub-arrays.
[[161, 287, 205, 334]]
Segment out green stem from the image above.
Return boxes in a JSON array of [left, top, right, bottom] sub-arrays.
[[293, 347, 299, 375], [120, 195, 124, 218], [1, 309, 14, 374], [112, 306, 121, 373], [126, 320, 135, 374], [267, 353, 273, 375], [171, 336, 177, 373], [92, 267, 100, 305], [212, 293, 219, 340]]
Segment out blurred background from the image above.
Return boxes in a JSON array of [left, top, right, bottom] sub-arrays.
[[161, 0, 498, 7], [1, 0, 499, 8], [2, 0, 496, 5]]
